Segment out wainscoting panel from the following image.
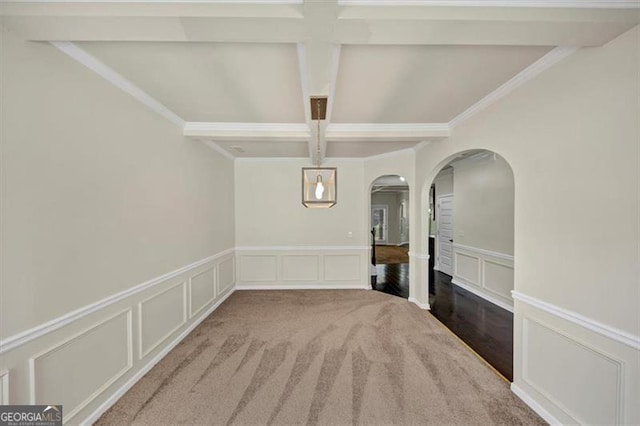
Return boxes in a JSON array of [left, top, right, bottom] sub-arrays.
[[218, 257, 235, 294], [454, 252, 480, 283], [281, 255, 319, 282], [324, 255, 360, 282], [483, 260, 514, 298], [239, 255, 278, 282], [138, 282, 187, 359], [513, 293, 639, 425], [236, 247, 368, 289], [30, 310, 133, 422], [0, 248, 236, 425], [190, 268, 216, 318], [451, 243, 514, 311], [522, 317, 622, 424]]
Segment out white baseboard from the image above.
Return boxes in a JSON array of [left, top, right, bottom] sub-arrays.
[[511, 383, 562, 425], [236, 283, 370, 291], [451, 278, 513, 313], [408, 297, 430, 310], [83, 287, 236, 425]]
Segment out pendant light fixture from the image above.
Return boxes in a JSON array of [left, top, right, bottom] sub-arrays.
[[302, 96, 337, 208]]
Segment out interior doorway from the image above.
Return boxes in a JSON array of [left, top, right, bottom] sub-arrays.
[[426, 150, 515, 381], [370, 175, 409, 299]]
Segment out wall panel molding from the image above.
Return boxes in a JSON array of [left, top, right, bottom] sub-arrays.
[[0, 248, 235, 355], [28, 309, 133, 422], [451, 244, 514, 311], [513, 291, 640, 350], [236, 246, 368, 288], [83, 288, 236, 425], [189, 267, 216, 319], [0, 249, 236, 425], [521, 316, 624, 424], [138, 282, 187, 359]]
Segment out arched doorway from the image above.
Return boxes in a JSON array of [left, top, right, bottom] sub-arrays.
[[370, 175, 410, 299], [423, 150, 515, 381]]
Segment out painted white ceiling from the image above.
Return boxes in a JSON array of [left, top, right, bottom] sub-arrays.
[[331, 45, 552, 123], [2, 1, 637, 159], [78, 42, 305, 123]]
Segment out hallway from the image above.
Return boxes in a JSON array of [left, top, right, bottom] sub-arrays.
[[430, 272, 513, 381]]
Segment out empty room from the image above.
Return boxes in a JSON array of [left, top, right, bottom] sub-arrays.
[[0, 1, 638, 425]]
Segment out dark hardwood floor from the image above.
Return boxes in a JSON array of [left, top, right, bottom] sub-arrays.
[[429, 271, 513, 381], [372, 263, 409, 299], [371, 265, 513, 381]]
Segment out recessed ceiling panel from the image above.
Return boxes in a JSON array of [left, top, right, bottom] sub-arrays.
[[214, 140, 309, 158], [326, 141, 417, 158], [331, 45, 552, 123], [78, 42, 305, 123]]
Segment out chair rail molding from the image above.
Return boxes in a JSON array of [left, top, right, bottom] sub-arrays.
[[512, 291, 640, 350], [0, 248, 235, 355]]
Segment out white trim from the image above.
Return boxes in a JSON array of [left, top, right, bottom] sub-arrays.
[[0, 248, 235, 355], [452, 243, 514, 262], [452, 278, 514, 312], [202, 140, 235, 160], [50, 42, 185, 128], [236, 284, 369, 290], [512, 291, 640, 350], [184, 122, 310, 140], [325, 45, 342, 125], [338, 0, 639, 8], [236, 245, 369, 251], [82, 287, 235, 425], [511, 383, 563, 425], [408, 252, 430, 260], [28, 309, 133, 421], [408, 297, 431, 310], [326, 123, 450, 141], [449, 46, 578, 128]]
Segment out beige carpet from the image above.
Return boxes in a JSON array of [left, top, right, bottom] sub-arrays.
[[375, 245, 409, 264], [97, 290, 544, 425]]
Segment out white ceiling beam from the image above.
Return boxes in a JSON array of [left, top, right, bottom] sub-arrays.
[[326, 123, 450, 141], [2, 2, 637, 45], [183, 122, 311, 141]]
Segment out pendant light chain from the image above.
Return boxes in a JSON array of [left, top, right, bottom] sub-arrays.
[[316, 99, 321, 168]]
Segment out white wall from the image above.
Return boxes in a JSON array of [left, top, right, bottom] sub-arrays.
[[415, 27, 640, 424], [453, 153, 514, 255], [234, 158, 369, 289], [0, 28, 236, 423]]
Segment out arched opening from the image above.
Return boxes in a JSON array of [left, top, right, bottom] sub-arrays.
[[423, 150, 515, 381], [369, 174, 410, 299]]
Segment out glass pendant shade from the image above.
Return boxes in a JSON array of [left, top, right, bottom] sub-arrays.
[[302, 167, 337, 208]]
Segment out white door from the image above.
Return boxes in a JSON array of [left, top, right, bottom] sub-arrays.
[[371, 205, 388, 244], [437, 194, 454, 275]]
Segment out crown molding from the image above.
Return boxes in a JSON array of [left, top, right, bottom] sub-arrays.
[[326, 123, 450, 141], [449, 46, 578, 128], [50, 42, 185, 128], [183, 122, 311, 141], [338, 0, 640, 8]]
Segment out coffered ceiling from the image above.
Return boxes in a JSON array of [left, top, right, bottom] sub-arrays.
[[1, 0, 637, 159]]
